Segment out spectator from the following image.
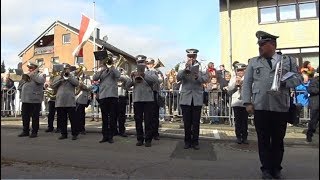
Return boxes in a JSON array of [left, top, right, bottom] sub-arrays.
[[206, 77, 220, 124], [216, 64, 230, 83], [1, 72, 16, 117], [219, 71, 232, 124], [207, 62, 216, 77], [164, 73, 178, 119], [300, 61, 315, 75]]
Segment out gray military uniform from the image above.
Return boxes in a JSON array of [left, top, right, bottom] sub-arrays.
[[76, 85, 91, 105], [241, 53, 301, 112], [93, 67, 120, 99], [177, 69, 209, 106], [51, 76, 79, 107], [19, 73, 45, 103], [125, 71, 159, 102], [147, 68, 163, 92]]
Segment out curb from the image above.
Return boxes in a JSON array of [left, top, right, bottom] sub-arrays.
[[2, 125, 318, 147]]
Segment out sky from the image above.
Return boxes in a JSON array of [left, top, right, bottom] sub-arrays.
[[1, 0, 221, 73]]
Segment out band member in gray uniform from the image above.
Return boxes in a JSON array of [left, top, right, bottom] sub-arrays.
[[177, 49, 209, 150], [114, 68, 130, 137], [126, 55, 159, 147], [146, 57, 163, 140], [44, 74, 59, 133], [75, 77, 91, 135], [18, 61, 45, 138], [93, 58, 121, 143], [51, 63, 80, 140], [228, 63, 249, 144], [242, 31, 301, 179]]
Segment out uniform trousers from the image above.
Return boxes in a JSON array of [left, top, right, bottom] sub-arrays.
[[99, 97, 118, 140], [115, 96, 127, 135], [76, 103, 87, 132], [134, 101, 153, 143], [254, 110, 287, 173], [152, 91, 160, 137], [180, 102, 202, 146], [21, 103, 41, 134], [47, 100, 57, 130], [307, 109, 319, 137], [233, 106, 249, 140], [56, 107, 78, 136]]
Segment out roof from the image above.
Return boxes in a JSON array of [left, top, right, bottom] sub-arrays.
[[18, 20, 136, 62]]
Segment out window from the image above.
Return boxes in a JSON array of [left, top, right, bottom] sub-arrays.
[[76, 57, 84, 64], [260, 7, 277, 22], [279, 4, 297, 20], [299, 2, 318, 18], [51, 57, 59, 63], [258, 0, 319, 23], [36, 59, 44, 66], [62, 33, 71, 44]]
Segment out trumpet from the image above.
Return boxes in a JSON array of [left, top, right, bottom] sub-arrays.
[[268, 59, 283, 94], [22, 63, 45, 82]]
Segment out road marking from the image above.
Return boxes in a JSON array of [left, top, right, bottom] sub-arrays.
[[213, 129, 220, 139]]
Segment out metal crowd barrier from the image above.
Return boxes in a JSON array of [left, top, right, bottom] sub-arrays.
[[1, 88, 311, 126]]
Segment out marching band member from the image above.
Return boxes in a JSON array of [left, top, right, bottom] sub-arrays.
[[177, 49, 209, 150], [227, 63, 248, 144], [51, 63, 79, 140], [18, 61, 45, 138], [44, 73, 59, 133], [114, 68, 130, 137], [75, 74, 91, 135], [93, 56, 121, 144], [146, 57, 163, 140], [126, 55, 159, 147]]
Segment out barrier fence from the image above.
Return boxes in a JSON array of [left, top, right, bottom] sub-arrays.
[[1, 88, 311, 126]]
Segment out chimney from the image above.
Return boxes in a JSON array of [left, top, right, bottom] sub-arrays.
[[96, 28, 100, 40]]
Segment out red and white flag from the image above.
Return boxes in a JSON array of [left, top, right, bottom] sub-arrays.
[[72, 14, 99, 57]]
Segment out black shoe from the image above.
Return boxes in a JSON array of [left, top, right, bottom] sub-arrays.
[[119, 133, 128, 137], [272, 170, 282, 179], [29, 133, 38, 138], [145, 142, 151, 147], [45, 128, 54, 132], [192, 144, 200, 150], [99, 138, 108, 143], [136, 141, 144, 146], [18, 132, 29, 137], [108, 139, 114, 144], [262, 170, 273, 179], [153, 135, 160, 140], [55, 129, 61, 133], [80, 131, 86, 135], [58, 135, 68, 140], [242, 139, 249, 144], [236, 138, 242, 144], [306, 135, 312, 142], [72, 135, 78, 140], [184, 143, 191, 149]]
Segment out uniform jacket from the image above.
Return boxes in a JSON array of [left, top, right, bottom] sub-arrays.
[[76, 84, 91, 105], [307, 76, 319, 110], [19, 73, 45, 103], [177, 67, 209, 106], [147, 68, 163, 92], [241, 53, 301, 112], [118, 74, 130, 97], [228, 75, 245, 107], [51, 76, 79, 107], [93, 67, 120, 99], [125, 71, 158, 102]]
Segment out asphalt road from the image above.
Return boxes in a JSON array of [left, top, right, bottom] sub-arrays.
[[1, 128, 319, 179]]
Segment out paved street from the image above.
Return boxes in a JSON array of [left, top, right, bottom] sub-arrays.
[[1, 128, 319, 179]]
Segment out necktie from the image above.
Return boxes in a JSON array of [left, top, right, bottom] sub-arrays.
[[266, 57, 272, 68]]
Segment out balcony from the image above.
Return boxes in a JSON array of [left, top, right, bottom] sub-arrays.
[[34, 45, 54, 55]]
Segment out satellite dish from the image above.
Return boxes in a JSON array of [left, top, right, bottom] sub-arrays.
[[103, 35, 108, 42]]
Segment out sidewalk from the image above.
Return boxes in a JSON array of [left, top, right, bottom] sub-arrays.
[[1, 116, 318, 146]]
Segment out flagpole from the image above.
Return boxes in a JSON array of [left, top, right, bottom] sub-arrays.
[[93, 1, 96, 73]]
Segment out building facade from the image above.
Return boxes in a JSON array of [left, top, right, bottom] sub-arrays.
[[220, 0, 319, 70], [18, 20, 136, 75]]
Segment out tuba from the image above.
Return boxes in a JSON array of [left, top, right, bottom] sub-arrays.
[[134, 60, 146, 83], [268, 58, 283, 94]]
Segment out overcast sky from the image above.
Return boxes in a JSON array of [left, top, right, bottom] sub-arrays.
[[1, 0, 221, 73]]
